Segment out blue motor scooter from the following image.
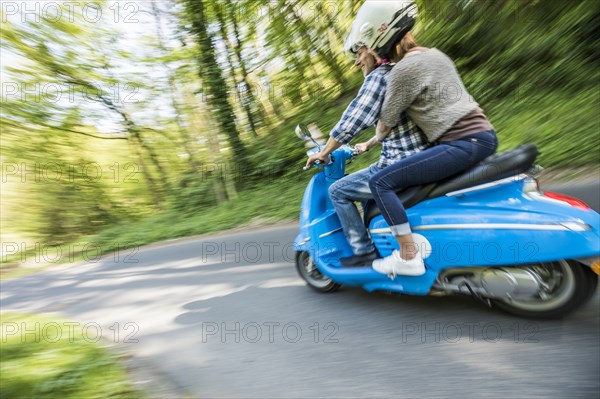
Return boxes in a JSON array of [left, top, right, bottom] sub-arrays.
[[293, 124, 599, 318]]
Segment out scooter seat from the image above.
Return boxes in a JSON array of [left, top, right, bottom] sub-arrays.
[[363, 144, 539, 225], [428, 143, 539, 197]]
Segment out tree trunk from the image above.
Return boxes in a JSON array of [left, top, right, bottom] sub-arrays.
[[129, 137, 162, 208], [214, 3, 258, 138], [150, 0, 201, 174], [130, 128, 172, 196], [182, 83, 228, 204], [289, 4, 346, 88], [184, 0, 247, 165], [228, 2, 265, 132]]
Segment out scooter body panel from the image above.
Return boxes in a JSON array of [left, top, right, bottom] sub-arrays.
[[294, 147, 600, 296], [370, 179, 600, 273]]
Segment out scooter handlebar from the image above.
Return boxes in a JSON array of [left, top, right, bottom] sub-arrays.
[[302, 145, 358, 171], [303, 147, 326, 171]]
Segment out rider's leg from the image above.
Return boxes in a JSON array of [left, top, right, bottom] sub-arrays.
[[369, 131, 498, 274], [329, 165, 381, 260]]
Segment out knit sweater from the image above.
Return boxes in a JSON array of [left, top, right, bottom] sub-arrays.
[[379, 48, 478, 143]]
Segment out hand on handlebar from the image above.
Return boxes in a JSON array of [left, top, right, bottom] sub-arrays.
[[355, 142, 370, 154], [356, 136, 380, 154], [305, 152, 328, 169]]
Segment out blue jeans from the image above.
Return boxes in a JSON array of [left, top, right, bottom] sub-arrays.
[[329, 164, 383, 255], [369, 130, 498, 236]]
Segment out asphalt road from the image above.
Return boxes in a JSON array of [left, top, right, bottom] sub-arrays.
[[1, 182, 599, 398]]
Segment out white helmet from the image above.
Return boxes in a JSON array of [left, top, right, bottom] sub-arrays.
[[344, 1, 417, 58]]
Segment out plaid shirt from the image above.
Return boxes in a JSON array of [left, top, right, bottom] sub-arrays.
[[330, 64, 428, 168]]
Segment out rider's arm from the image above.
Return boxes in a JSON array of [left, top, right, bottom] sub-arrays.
[[357, 135, 381, 153], [379, 64, 419, 129], [375, 121, 393, 142], [320, 136, 343, 155], [307, 70, 387, 167], [330, 69, 388, 144]]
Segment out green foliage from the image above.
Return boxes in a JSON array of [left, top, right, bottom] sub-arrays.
[[182, 0, 248, 162], [170, 172, 219, 213], [415, 0, 599, 166], [0, 313, 142, 398], [1, 0, 598, 268]]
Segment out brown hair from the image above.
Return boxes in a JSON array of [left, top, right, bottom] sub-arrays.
[[392, 32, 418, 62]]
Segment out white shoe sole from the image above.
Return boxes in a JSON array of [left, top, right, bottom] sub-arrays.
[[372, 256, 426, 277]]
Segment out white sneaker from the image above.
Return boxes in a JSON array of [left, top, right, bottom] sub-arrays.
[[372, 249, 426, 278], [412, 234, 432, 259]]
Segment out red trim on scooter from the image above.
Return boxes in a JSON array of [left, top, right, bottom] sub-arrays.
[[544, 192, 591, 210]]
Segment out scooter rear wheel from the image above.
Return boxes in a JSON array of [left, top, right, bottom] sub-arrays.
[[295, 251, 341, 293], [491, 260, 598, 319]]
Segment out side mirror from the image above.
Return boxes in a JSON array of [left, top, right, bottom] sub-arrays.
[[295, 123, 312, 140]]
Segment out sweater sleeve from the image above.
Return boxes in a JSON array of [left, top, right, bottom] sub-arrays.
[[379, 63, 420, 128]]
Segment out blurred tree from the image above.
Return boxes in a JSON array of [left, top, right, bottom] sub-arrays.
[[289, 0, 346, 88], [1, 17, 174, 208], [150, 0, 202, 174], [414, 0, 599, 163], [182, 0, 248, 167], [212, 0, 259, 138], [227, 0, 267, 133]]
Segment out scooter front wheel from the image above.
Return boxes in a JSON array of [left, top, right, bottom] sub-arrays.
[[295, 251, 341, 293], [491, 260, 598, 319]]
